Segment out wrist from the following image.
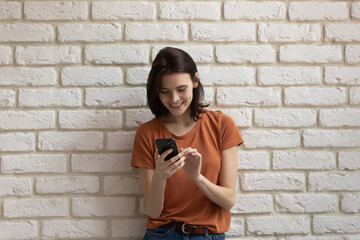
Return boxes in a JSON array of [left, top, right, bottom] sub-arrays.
[[193, 174, 204, 185]]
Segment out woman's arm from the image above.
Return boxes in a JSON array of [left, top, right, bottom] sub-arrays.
[[182, 145, 239, 210], [138, 149, 185, 219]]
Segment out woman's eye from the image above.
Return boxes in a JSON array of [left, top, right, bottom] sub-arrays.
[[160, 91, 168, 94], [178, 89, 185, 92]]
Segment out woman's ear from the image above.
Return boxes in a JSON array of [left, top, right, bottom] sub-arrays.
[[193, 72, 199, 88]]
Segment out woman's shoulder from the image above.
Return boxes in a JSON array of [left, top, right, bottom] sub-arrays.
[[136, 117, 159, 135]]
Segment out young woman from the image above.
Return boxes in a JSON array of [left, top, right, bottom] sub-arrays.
[[131, 47, 244, 239]]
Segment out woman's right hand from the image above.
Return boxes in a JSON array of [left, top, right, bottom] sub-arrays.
[[153, 149, 185, 180]]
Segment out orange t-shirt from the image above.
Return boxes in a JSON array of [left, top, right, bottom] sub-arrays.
[[131, 109, 244, 233]]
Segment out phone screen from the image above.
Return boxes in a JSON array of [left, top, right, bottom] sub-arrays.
[[155, 138, 179, 161]]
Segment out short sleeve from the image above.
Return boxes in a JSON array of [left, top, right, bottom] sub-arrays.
[[131, 124, 156, 169], [219, 113, 244, 151]]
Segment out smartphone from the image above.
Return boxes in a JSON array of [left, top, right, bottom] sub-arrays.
[[155, 138, 179, 161]]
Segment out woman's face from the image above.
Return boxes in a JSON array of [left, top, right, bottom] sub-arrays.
[[159, 72, 198, 119]]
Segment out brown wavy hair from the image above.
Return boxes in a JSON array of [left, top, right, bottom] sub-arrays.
[[147, 47, 208, 121]]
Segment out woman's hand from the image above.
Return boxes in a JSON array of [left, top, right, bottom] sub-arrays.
[[181, 147, 202, 182], [153, 149, 185, 180]]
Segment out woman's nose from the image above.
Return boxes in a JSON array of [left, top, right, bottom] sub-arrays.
[[171, 92, 179, 102]]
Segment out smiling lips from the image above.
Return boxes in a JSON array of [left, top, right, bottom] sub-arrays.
[[170, 102, 184, 109]]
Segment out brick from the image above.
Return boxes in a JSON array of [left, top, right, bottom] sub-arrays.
[[339, 152, 360, 170], [304, 130, 360, 148], [126, 67, 150, 85], [4, 198, 68, 218], [0, 24, 54, 42], [289, 2, 348, 21], [16, 46, 81, 65], [217, 87, 281, 106], [232, 194, 272, 214], [71, 153, 133, 173], [224, 1, 286, 20], [320, 108, 360, 127], [107, 131, 135, 151], [0, 111, 55, 130], [1, 154, 67, 173], [284, 87, 346, 106], [216, 45, 275, 63], [241, 172, 305, 191], [325, 24, 360, 42], [273, 151, 335, 170], [25, 1, 88, 20], [125, 23, 187, 42], [59, 110, 122, 129], [125, 109, 154, 128], [227, 217, 244, 236], [0, 221, 38, 240], [241, 130, 300, 149], [0, 90, 15, 107], [59, 23, 121, 42], [255, 109, 316, 127], [238, 151, 270, 170], [345, 45, 360, 64], [36, 176, 99, 194], [313, 216, 360, 234], [0, 177, 32, 197], [350, 87, 360, 105], [345, 237, 360, 240], [72, 197, 136, 217], [38, 132, 103, 151], [198, 67, 255, 86], [0, 133, 35, 152], [42, 220, 107, 239], [353, 2, 360, 19], [0, 46, 12, 64], [341, 193, 360, 213], [309, 172, 360, 191], [85, 45, 149, 64], [159, 1, 220, 20], [259, 23, 321, 42], [85, 88, 146, 108], [104, 175, 141, 195], [0, 2, 21, 20], [92, 1, 155, 20], [325, 66, 360, 85], [112, 219, 147, 238], [221, 109, 252, 128], [62, 66, 122, 86], [280, 45, 342, 63], [191, 23, 255, 42], [19, 89, 81, 107], [204, 87, 215, 105], [258, 67, 321, 85], [247, 216, 309, 235], [275, 194, 337, 213], [0, 67, 57, 86], [152, 45, 213, 64]]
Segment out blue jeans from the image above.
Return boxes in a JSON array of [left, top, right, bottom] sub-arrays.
[[143, 223, 225, 240]]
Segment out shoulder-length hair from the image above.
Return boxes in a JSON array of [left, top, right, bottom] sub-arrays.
[[147, 47, 208, 121]]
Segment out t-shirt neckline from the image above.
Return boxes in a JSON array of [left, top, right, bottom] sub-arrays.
[[156, 112, 204, 140]]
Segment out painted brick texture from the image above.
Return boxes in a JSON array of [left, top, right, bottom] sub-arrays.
[[0, 1, 359, 239]]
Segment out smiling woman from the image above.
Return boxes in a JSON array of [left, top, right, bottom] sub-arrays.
[[131, 47, 244, 239]]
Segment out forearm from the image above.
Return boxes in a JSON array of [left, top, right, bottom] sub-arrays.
[[144, 174, 167, 219], [194, 174, 236, 210]]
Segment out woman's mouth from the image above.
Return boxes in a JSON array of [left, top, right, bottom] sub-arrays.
[[169, 102, 184, 109]]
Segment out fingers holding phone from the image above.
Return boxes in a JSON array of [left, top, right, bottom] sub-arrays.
[[154, 139, 185, 179]]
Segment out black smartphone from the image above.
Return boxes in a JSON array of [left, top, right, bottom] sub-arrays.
[[155, 138, 179, 161]]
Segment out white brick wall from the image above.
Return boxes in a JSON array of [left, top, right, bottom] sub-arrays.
[[0, 0, 359, 239]]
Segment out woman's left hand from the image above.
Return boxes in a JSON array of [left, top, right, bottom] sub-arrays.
[[181, 147, 202, 182]]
